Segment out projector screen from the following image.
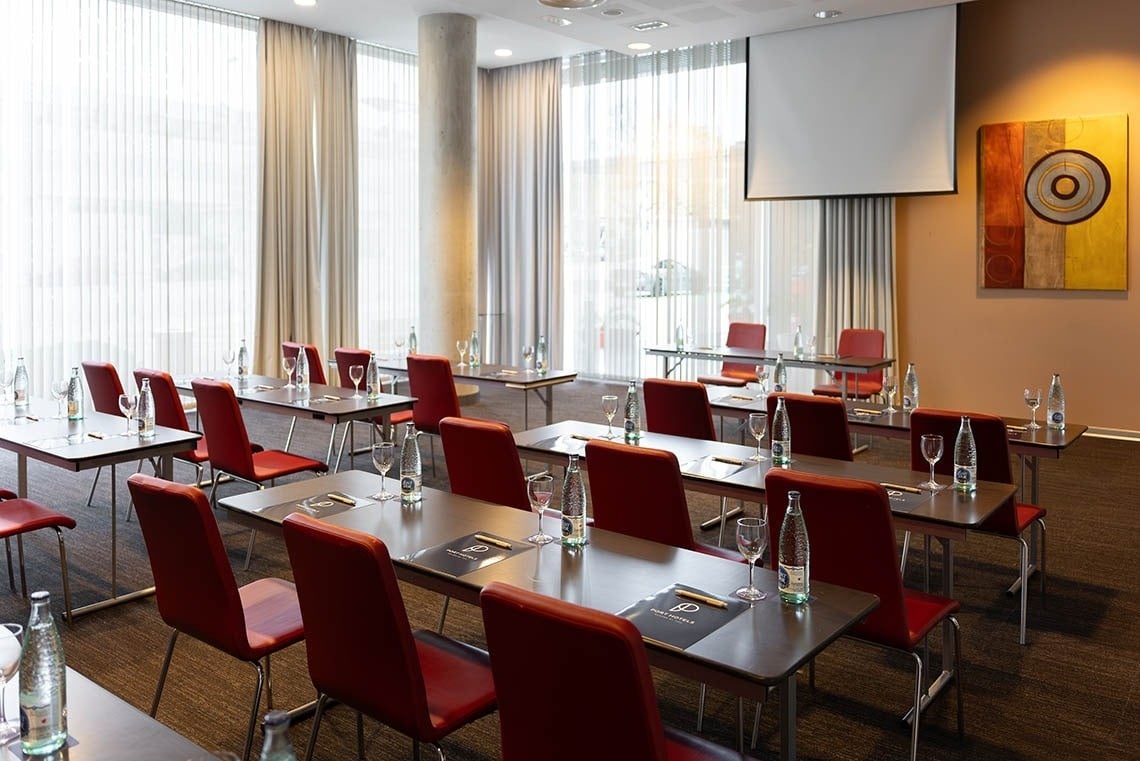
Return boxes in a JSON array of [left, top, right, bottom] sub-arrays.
[[745, 5, 957, 200]]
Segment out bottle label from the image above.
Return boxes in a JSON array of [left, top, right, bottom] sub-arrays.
[[20, 701, 65, 750], [778, 564, 806, 595], [773, 383, 784, 392], [400, 475, 421, 500], [1050, 411, 1064, 425], [624, 418, 639, 437], [14, 389, 26, 404], [954, 466, 977, 492], [902, 396, 913, 408], [561, 515, 586, 545], [771, 441, 787, 459]]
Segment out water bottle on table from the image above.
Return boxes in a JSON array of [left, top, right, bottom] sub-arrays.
[[237, 339, 250, 387], [770, 395, 791, 466], [1047, 372, 1065, 430], [953, 415, 977, 493], [400, 423, 423, 504], [137, 377, 156, 439], [19, 590, 67, 756], [773, 353, 787, 393], [13, 357, 28, 415], [66, 367, 84, 421], [778, 491, 810, 604], [561, 453, 587, 547], [622, 380, 641, 442], [902, 362, 919, 413]]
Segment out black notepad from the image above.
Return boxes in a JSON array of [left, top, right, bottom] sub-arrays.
[[404, 532, 529, 578], [617, 583, 749, 650], [252, 491, 373, 522]]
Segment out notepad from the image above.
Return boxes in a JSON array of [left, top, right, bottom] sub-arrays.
[[618, 583, 749, 650]]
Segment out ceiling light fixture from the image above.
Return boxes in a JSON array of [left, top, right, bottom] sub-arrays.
[[628, 42, 651, 51], [494, 48, 514, 58], [294, 0, 316, 7], [630, 20, 669, 32], [538, 0, 606, 9], [541, 14, 573, 26], [813, 10, 841, 20]]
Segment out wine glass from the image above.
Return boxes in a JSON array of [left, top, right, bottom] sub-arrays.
[[920, 433, 944, 491], [1024, 387, 1042, 429], [456, 339, 469, 368], [117, 393, 137, 437], [50, 379, 69, 419], [882, 374, 898, 412], [370, 441, 396, 501], [754, 365, 770, 395], [281, 355, 296, 389], [601, 395, 619, 438], [734, 516, 769, 601], [349, 364, 365, 399], [525, 473, 555, 545], [221, 348, 236, 380], [522, 345, 535, 371], [393, 337, 406, 358], [747, 412, 767, 461], [0, 623, 23, 742]]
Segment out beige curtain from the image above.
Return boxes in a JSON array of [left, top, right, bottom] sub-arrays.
[[816, 197, 898, 366], [255, 19, 321, 375], [316, 32, 358, 353], [478, 59, 562, 366]]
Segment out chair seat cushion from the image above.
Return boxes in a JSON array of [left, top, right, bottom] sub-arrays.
[[0, 498, 76, 538], [696, 374, 749, 388], [665, 726, 746, 759], [413, 629, 497, 740], [236, 577, 305, 658], [250, 450, 328, 481], [812, 380, 883, 398], [900, 588, 960, 649], [390, 410, 413, 426], [977, 501, 1046, 536]]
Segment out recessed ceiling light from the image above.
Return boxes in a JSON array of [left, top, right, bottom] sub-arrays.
[[630, 20, 669, 32], [494, 49, 513, 58], [294, 0, 316, 7], [628, 42, 651, 51], [541, 14, 573, 27], [601, 8, 624, 17], [813, 10, 841, 20], [538, 0, 606, 9]]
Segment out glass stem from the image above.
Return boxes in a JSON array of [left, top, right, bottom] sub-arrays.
[[930, 463, 936, 485], [748, 559, 755, 588]]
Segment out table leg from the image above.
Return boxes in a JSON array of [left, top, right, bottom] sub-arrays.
[[17, 455, 27, 498], [110, 463, 118, 597], [779, 675, 796, 761]]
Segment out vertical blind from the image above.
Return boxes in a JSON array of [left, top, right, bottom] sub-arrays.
[[0, 0, 258, 393]]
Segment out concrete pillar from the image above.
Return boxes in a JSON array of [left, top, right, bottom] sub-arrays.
[[417, 13, 477, 357]]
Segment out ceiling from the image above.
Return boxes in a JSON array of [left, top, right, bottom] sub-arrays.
[[207, 0, 970, 69]]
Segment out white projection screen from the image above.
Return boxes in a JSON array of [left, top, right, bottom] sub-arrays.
[[745, 5, 957, 200]]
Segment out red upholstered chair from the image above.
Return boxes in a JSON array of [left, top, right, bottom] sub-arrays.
[[281, 341, 327, 385], [134, 369, 211, 486], [282, 513, 497, 761], [331, 347, 395, 468], [910, 409, 1046, 645], [480, 581, 744, 761], [811, 328, 885, 399], [765, 469, 963, 761], [126, 474, 305, 761], [697, 322, 767, 388], [439, 416, 530, 512], [765, 392, 854, 461], [405, 354, 461, 476], [80, 361, 128, 505], [0, 489, 75, 623]]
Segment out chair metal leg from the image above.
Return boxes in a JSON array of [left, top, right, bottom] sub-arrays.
[[4, 537, 12, 593], [908, 650, 923, 761], [750, 689, 769, 750], [243, 659, 267, 761], [86, 466, 103, 506], [151, 630, 180, 716], [716, 498, 729, 546], [302, 693, 329, 761], [244, 530, 257, 571], [53, 527, 73, 625], [1038, 518, 1047, 598], [951, 615, 964, 737], [208, 471, 223, 508], [16, 536, 27, 599], [1017, 536, 1029, 645], [264, 653, 274, 709], [900, 530, 912, 576], [437, 596, 451, 633], [695, 683, 707, 732]]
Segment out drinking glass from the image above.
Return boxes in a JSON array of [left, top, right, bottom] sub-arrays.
[[0, 623, 22, 742], [522, 345, 535, 371], [349, 365, 365, 399], [50, 379, 69, 419], [394, 337, 406, 357], [117, 393, 137, 437], [920, 433, 944, 491], [221, 348, 236, 380], [370, 441, 396, 501], [747, 412, 767, 461], [281, 355, 296, 389], [1024, 386, 1042, 429], [0, 360, 13, 410], [735, 516, 769, 602], [882, 374, 898, 412], [754, 365, 770, 395], [456, 339, 469, 368], [525, 473, 555, 545], [601, 395, 619, 438]]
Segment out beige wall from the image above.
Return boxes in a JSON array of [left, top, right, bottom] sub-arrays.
[[897, 0, 1140, 432]]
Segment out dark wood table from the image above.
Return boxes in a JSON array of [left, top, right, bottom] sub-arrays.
[[371, 358, 577, 428], [174, 374, 415, 470], [218, 470, 878, 761], [0, 400, 200, 618], [0, 668, 213, 760]]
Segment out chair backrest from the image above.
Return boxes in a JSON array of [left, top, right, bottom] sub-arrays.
[[282, 513, 432, 738], [721, 322, 767, 380], [764, 469, 912, 650], [332, 347, 373, 391], [765, 392, 854, 461], [439, 416, 530, 511], [909, 408, 1018, 533], [480, 581, 671, 761], [642, 378, 717, 441], [406, 354, 461, 434], [134, 368, 191, 432], [281, 342, 327, 385], [125, 473, 252, 658], [584, 439, 697, 551], [835, 328, 886, 386], [192, 379, 256, 478], [81, 361, 125, 415]]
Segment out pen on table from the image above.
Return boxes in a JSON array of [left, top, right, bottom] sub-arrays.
[[570, 434, 592, 441], [712, 456, 743, 466], [87, 432, 105, 439], [880, 482, 923, 494], [254, 384, 275, 391], [853, 408, 882, 415], [474, 534, 512, 550], [327, 493, 356, 506], [323, 394, 341, 401], [730, 394, 754, 401], [24, 415, 39, 422], [499, 369, 519, 375], [675, 589, 728, 609], [1006, 424, 1027, 432]]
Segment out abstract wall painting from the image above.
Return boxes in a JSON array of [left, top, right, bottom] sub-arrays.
[[978, 114, 1127, 290]]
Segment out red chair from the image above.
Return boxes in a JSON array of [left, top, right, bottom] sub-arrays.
[[405, 354, 461, 476], [281, 341, 327, 385], [811, 328, 885, 399], [480, 581, 744, 761], [439, 416, 530, 512], [765, 469, 963, 761], [697, 322, 767, 388], [282, 513, 497, 761], [192, 379, 327, 567], [910, 409, 1046, 645], [126, 474, 304, 761], [135, 369, 209, 486], [0, 490, 75, 623], [765, 392, 854, 461], [80, 361, 128, 505], [642, 378, 735, 547], [332, 347, 392, 468]]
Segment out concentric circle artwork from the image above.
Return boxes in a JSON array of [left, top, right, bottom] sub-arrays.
[[1024, 149, 1110, 225]]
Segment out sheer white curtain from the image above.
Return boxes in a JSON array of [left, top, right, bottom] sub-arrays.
[[479, 59, 562, 367], [561, 42, 820, 383], [355, 43, 419, 355], [0, 0, 258, 393]]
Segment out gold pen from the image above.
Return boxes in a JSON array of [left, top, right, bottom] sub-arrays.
[[499, 369, 519, 375], [254, 385, 275, 391], [327, 493, 356, 506], [854, 408, 882, 415], [1006, 424, 1027, 432], [570, 434, 592, 441], [474, 533, 513, 550], [712, 456, 744, 466], [675, 589, 728, 609], [323, 394, 341, 401], [880, 482, 923, 494], [730, 394, 754, 401]]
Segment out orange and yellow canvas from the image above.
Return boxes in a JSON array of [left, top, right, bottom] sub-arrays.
[[978, 114, 1127, 290]]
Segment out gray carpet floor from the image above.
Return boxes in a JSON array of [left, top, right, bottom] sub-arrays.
[[0, 377, 1137, 760]]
